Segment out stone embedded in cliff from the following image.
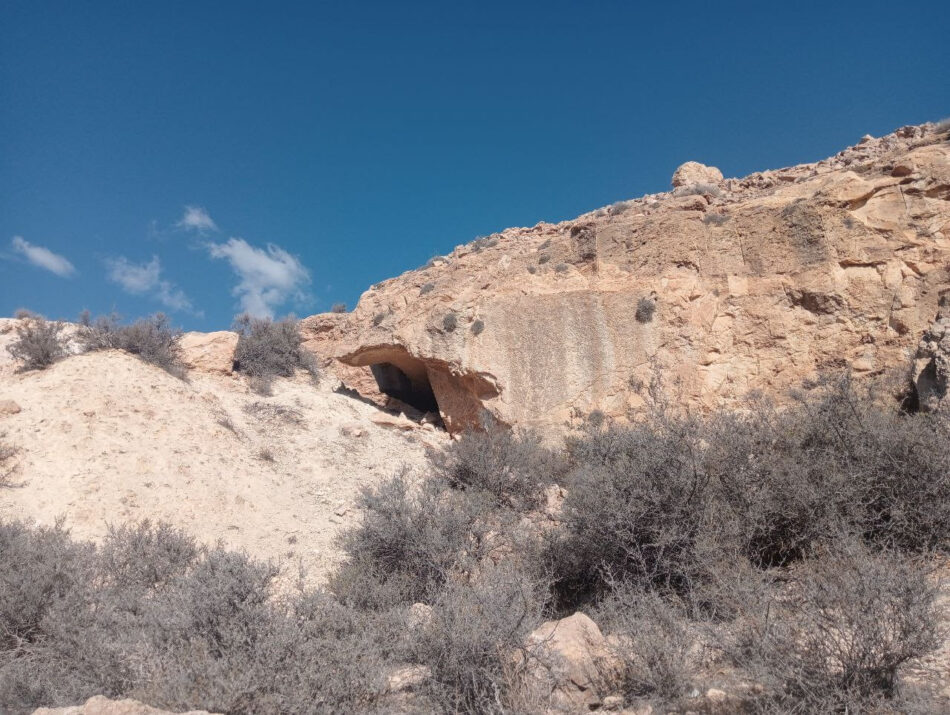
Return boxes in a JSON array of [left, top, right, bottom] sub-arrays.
[[671, 160, 724, 188], [179, 331, 239, 374]]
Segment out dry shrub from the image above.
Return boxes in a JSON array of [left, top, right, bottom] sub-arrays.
[[0, 520, 399, 713], [232, 314, 317, 393], [706, 379, 950, 564], [674, 182, 722, 198], [331, 471, 490, 608], [635, 297, 656, 323], [413, 563, 549, 714], [0, 438, 17, 487], [552, 413, 711, 603], [738, 542, 939, 712], [431, 427, 562, 510], [79, 312, 185, 379], [594, 583, 697, 700], [6, 312, 68, 371]]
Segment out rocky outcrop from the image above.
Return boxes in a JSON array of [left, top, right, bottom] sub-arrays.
[[304, 122, 950, 432]]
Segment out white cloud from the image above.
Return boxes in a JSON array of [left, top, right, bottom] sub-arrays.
[[177, 206, 218, 233], [105, 255, 196, 313], [10, 236, 76, 277], [206, 238, 310, 318], [106, 255, 161, 294]]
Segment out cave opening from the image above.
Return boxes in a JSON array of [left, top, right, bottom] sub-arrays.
[[370, 360, 440, 414]]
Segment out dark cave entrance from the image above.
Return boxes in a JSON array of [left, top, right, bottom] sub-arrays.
[[370, 360, 440, 414]]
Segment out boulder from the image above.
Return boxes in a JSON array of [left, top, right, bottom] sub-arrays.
[[513, 612, 623, 711], [179, 331, 238, 374], [0, 399, 21, 416], [671, 161, 723, 188], [32, 695, 215, 715]]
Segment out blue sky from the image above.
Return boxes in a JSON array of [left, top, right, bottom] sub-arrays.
[[1, 1, 947, 330]]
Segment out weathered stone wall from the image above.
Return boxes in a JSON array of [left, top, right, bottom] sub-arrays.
[[303, 124, 950, 432]]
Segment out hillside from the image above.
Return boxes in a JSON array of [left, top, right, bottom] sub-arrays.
[[0, 322, 444, 584]]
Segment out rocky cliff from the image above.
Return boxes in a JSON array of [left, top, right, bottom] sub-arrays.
[[303, 122, 950, 432]]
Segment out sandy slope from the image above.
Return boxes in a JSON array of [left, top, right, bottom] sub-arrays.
[[0, 342, 444, 584]]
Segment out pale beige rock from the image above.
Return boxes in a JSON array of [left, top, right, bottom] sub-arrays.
[[370, 411, 418, 431], [302, 123, 950, 433], [515, 612, 623, 711], [179, 331, 238, 374], [385, 664, 432, 693], [671, 161, 724, 187], [32, 695, 215, 715], [0, 399, 21, 415]]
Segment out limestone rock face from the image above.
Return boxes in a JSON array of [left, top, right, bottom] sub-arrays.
[[32, 695, 215, 715], [304, 123, 950, 432], [671, 160, 724, 187], [179, 331, 238, 374]]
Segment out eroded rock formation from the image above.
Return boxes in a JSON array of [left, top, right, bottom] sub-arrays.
[[303, 122, 950, 432]]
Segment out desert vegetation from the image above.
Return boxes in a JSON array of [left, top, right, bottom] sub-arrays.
[[232, 314, 318, 394], [1, 377, 948, 713], [5, 311, 68, 371], [78, 311, 186, 378], [0, 437, 17, 488]]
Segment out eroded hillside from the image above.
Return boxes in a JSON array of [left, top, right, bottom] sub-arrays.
[[0, 321, 445, 584]]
